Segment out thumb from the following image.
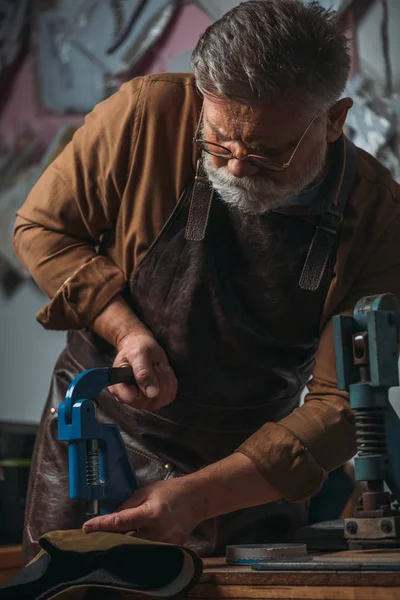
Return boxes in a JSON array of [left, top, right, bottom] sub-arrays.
[[130, 351, 160, 399]]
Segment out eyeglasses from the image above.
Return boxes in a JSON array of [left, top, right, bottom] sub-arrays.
[[193, 105, 318, 173]]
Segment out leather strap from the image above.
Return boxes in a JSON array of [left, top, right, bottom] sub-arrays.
[[299, 137, 357, 292], [185, 160, 213, 242], [298, 209, 344, 292]]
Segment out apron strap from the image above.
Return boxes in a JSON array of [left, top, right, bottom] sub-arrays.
[[185, 160, 213, 242], [298, 136, 357, 292], [185, 137, 357, 286]]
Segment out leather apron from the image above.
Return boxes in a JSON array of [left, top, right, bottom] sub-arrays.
[[22, 136, 356, 565]]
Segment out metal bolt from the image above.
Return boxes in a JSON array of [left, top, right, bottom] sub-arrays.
[[346, 521, 358, 535], [381, 520, 393, 534], [50, 407, 57, 415]]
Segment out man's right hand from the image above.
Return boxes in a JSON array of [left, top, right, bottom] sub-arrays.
[[91, 294, 178, 410], [109, 331, 178, 410]]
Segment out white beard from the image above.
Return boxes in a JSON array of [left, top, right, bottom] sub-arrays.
[[203, 142, 328, 215]]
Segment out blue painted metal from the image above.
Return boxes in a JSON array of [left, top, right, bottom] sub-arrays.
[[227, 558, 267, 564], [350, 384, 387, 409], [333, 294, 400, 503], [334, 314, 358, 390], [58, 367, 139, 515]]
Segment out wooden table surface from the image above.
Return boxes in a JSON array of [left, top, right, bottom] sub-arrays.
[[189, 557, 400, 600], [0, 544, 22, 587], [2, 546, 400, 599]]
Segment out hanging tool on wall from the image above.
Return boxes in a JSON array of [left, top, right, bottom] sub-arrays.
[[34, 0, 181, 114], [334, 293, 400, 549], [58, 366, 139, 517], [107, 0, 148, 55]]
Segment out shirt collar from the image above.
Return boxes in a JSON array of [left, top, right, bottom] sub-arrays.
[[283, 135, 345, 215]]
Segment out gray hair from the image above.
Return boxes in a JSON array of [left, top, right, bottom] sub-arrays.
[[191, 0, 351, 113]]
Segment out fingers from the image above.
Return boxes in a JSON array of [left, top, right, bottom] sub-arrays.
[[82, 479, 194, 545], [110, 344, 160, 408], [108, 381, 141, 405], [83, 503, 149, 535], [110, 359, 160, 406], [132, 353, 160, 399], [110, 336, 178, 410], [152, 362, 178, 409]]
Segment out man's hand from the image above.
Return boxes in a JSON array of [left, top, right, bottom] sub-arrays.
[[82, 478, 202, 545], [90, 294, 178, 410], [82, 453, 282, 544], [110, 331, 178, 410]]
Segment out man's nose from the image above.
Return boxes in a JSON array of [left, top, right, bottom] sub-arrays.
[[226, 157, 259, 178]]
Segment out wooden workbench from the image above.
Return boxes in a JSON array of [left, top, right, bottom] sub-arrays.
[[190, 558, 400, 600], [0, 544, 21, 587], [2, 547, 400, 599]]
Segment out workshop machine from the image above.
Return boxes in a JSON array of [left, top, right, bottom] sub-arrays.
[[228, 293, 400, 570], [58, 365, 139, 516], [334, 293, 400, 550]]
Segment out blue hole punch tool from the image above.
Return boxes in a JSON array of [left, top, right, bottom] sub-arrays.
[[58, 366, 140, 517]]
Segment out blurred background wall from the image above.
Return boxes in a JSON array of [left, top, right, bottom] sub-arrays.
[[0, 0, 212, 424], [0, 0, 399, 427]]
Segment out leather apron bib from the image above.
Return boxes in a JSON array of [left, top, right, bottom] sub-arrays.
[[22, 136, 356, 564]]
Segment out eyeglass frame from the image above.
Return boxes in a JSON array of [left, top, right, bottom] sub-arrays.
[[193, 104, 319, 172]]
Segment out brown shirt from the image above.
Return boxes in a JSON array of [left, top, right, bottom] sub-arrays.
[[13, 73, 400, 502]]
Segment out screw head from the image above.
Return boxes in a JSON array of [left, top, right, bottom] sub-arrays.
[[346, 521, 358, 535], [381, 520, 393, 534]]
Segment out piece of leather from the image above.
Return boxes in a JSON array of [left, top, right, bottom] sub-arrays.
[[4, 529, 202, 599], [185, 162, 213, 242], [298, 217, 340, 292]]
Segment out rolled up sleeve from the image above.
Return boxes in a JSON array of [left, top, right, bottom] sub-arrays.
[[237, 316, 354, 502], [237, 209, 400, 502], [13, 79, 143, 330]]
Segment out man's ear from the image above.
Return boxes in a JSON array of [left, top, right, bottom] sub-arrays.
[[326, 98, 353, 143]]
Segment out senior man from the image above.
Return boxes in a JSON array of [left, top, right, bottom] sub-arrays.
[[14, 0, 400, 563]]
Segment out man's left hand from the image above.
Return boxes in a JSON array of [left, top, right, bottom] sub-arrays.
[[82, 477, 204, 545], [82, 452, 281, 544]]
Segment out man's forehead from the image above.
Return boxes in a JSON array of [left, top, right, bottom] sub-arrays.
[[203, 97, 308, 148], [204, 99, 269, 128]]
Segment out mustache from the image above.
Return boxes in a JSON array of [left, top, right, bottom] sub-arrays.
[[204, 162, 294, 196], [202, 142, 328, 214], [202, 153, 322, 198]]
